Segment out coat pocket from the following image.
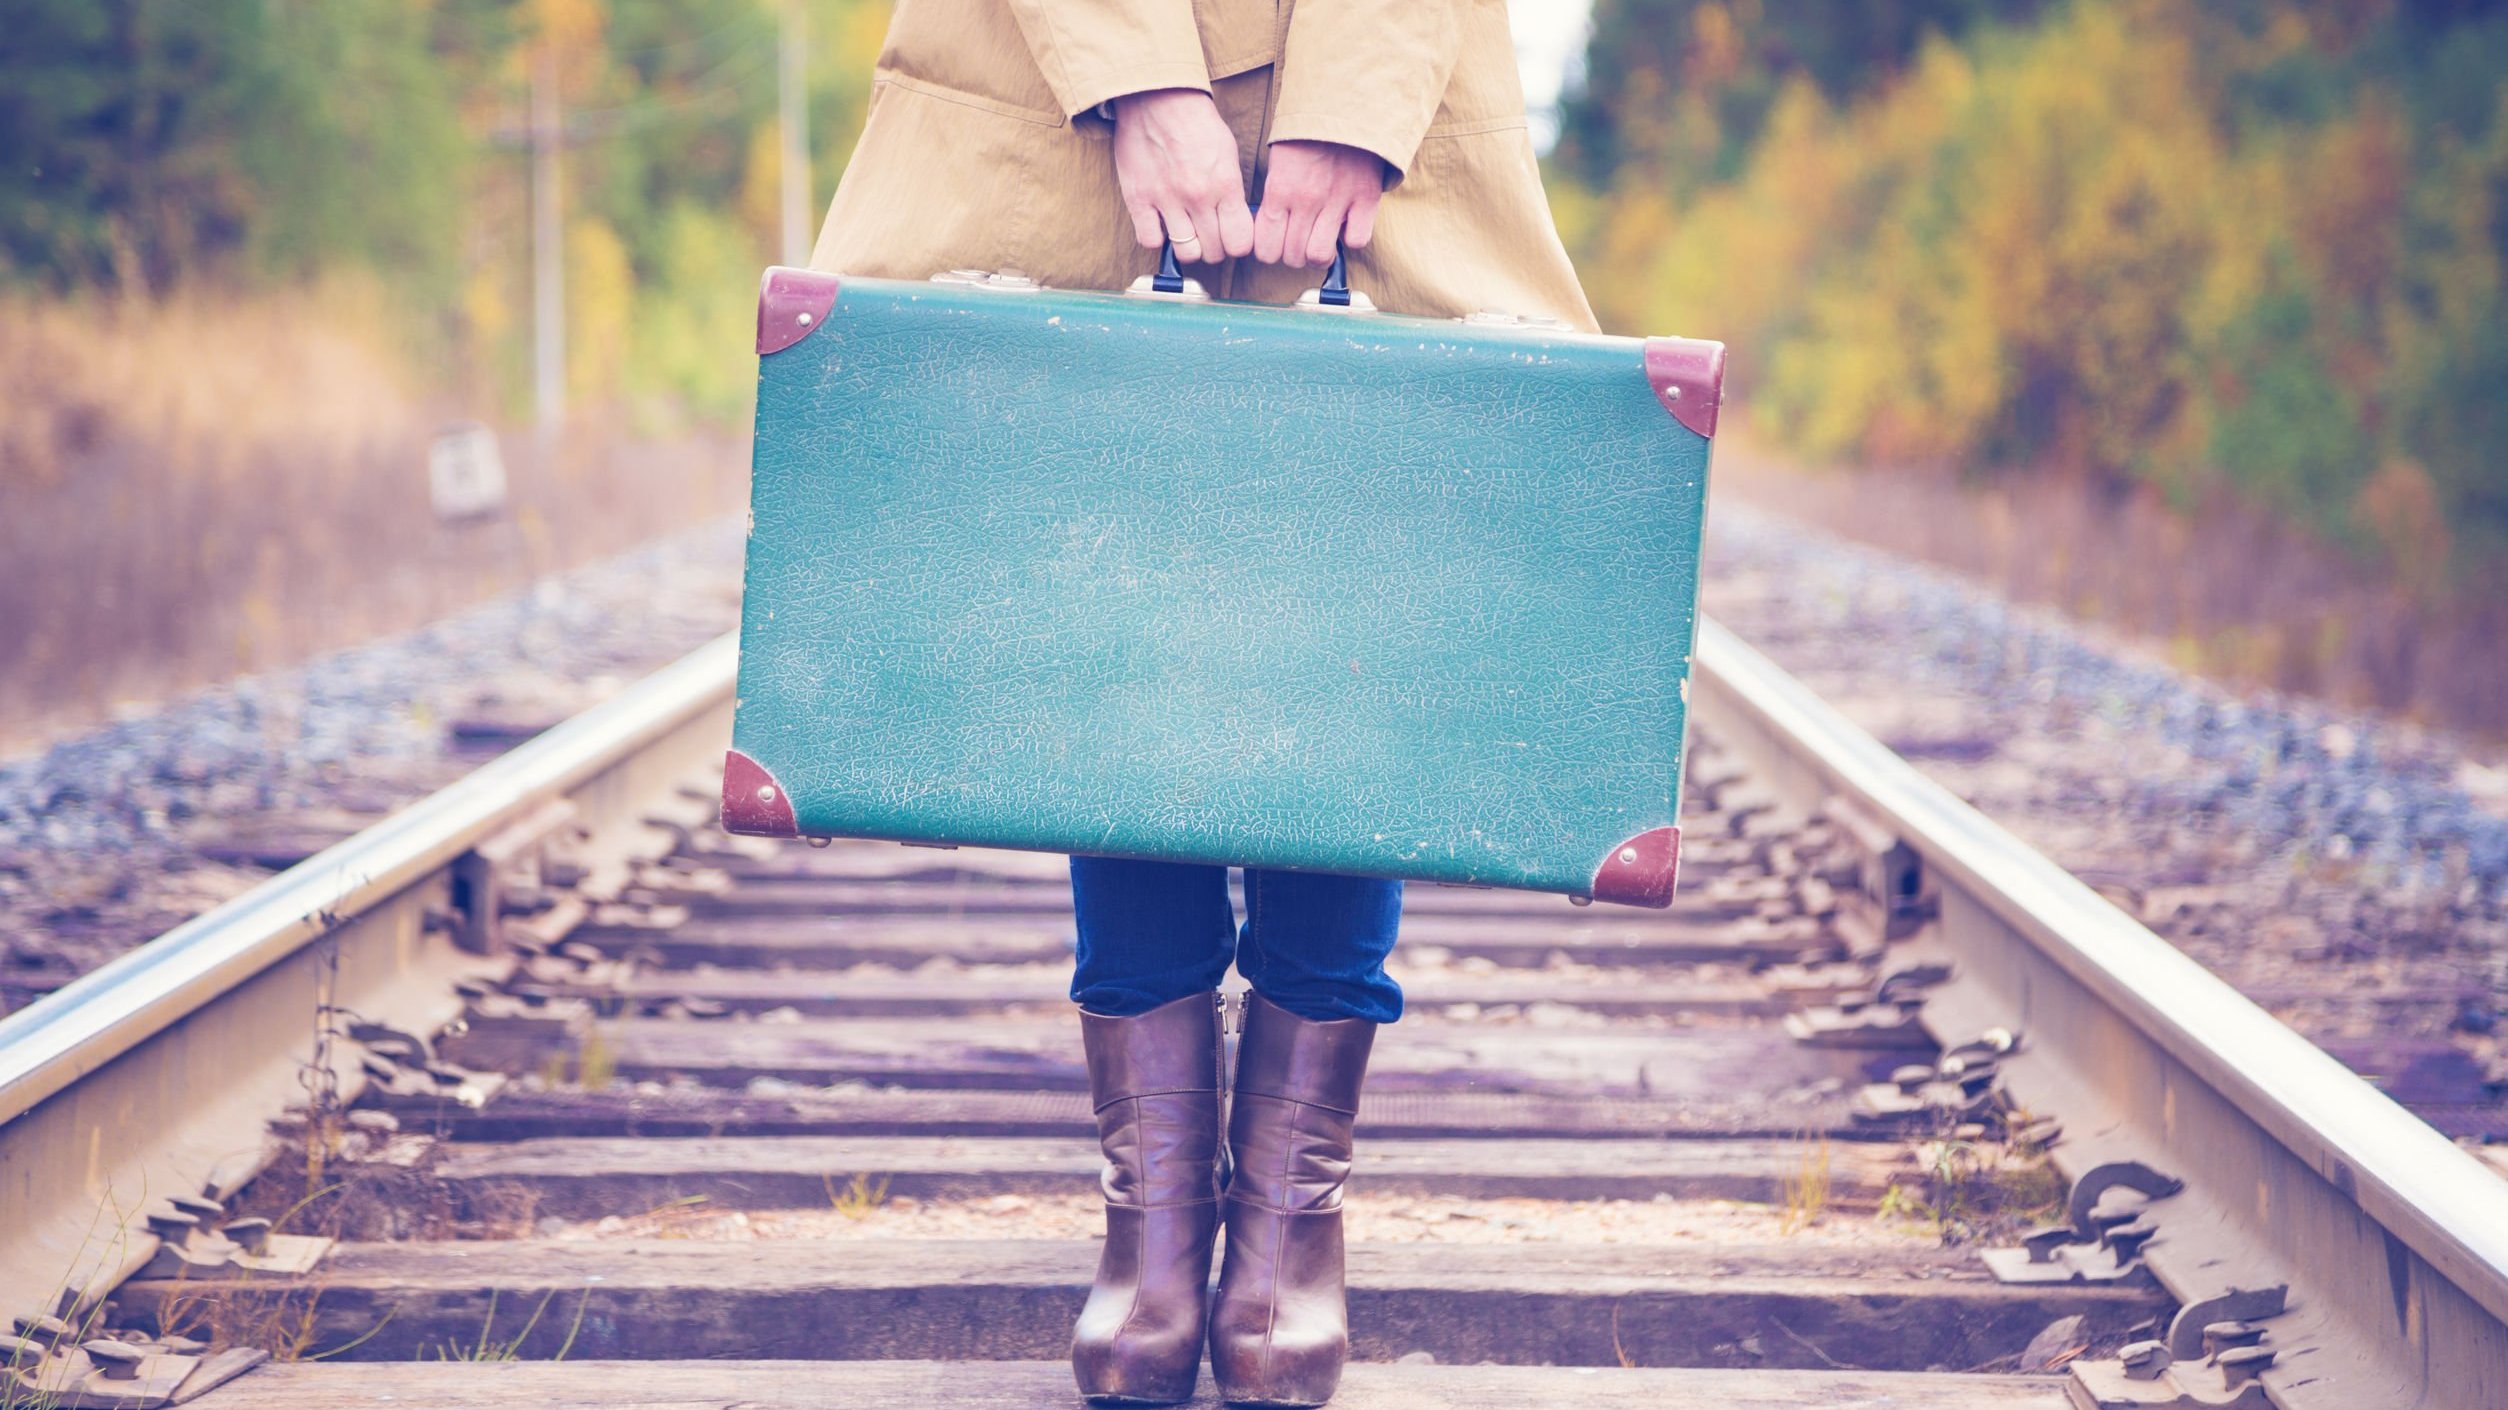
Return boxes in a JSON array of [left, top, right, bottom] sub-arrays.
[[873, 69, 1069, 128], [1197, 0, 1280, 80]]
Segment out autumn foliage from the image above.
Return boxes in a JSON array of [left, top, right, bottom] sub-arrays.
[[1555, 0, 2508, 604], [0, 0, 892, 426]]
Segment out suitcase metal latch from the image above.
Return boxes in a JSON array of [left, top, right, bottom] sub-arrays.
[[931, 268, 1042, 292], [1461, 309, 1563, 329]]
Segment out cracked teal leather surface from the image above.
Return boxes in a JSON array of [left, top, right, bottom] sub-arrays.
[[732, 275, 1712, 896]]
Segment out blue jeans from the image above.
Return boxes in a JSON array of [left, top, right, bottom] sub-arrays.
[[1068, 858, 1404, 1024]]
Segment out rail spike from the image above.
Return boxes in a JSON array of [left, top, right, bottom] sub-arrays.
[[1979, 1159, 2182, 1287], [2166, 1285, 2288, 1362], [2067, 1285, 2290, 1410], [2070, 1160, 2186, 1240]]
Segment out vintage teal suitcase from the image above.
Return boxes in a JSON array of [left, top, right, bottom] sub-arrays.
[[723, 261, 1721, 906]]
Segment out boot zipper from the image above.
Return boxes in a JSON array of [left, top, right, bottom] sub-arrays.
[[1214, 990, 1237, 1193]]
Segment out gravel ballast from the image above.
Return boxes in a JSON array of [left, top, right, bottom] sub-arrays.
[[0, 519, 743, 1008], [1702, 503, 2506, 1078]]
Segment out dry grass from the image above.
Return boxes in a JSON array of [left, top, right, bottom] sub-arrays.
[[151, 1274, 372, 1366], [424, 1287, 589, 1363], [148, 1173, 403, 1364], [1777, 1132, 1832, 1235], [536, 1025, 619, 1091], [825, 1171, 893, 1219], [1873, 1133, 2067, 1246], [0, 286, 746, 756], [1715, 440, 2508, 742], [3, 1195, 139, 1409]]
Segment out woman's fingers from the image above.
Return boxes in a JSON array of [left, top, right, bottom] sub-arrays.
[[1253, 140, 1387, 268], [1279, 204, 1320, 270], [1184, 198, 1226, 263], [1342, 188, 1380, 251], [1159, 204, 1204, 260], [1252, 203, 1290, 265], [1303, 198, 1349, 267], [1123, 193, 1166, 251], [1113, 111, 1391, 269], [1215, 192, 1257, 260], [1109, 90, 1251, 263]]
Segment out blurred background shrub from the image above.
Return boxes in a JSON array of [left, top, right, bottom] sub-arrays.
[[0, 0, 888, 423], [1553, 0, 2508, 607]]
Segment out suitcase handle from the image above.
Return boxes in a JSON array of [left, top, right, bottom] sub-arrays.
[[1149, 236, 1367, 310], [1315, 246, 1352, 306], [1151, 240, 1190, 295], [1294, 242, 1374, 313]]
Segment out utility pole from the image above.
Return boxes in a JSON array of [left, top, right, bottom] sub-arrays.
[[532, 38, 566, 444], [778, 0, 811, 265]]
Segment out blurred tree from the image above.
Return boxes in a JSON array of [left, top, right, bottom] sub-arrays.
[[1558, 0, 2508, 594], [0, 0, 479, 294], [1552, 0, 2044, 192], [0, 0, 891, 424]]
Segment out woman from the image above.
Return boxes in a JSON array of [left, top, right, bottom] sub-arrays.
[[808, 1, 1595, 1402]]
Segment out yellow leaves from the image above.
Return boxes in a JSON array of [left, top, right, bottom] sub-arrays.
[[739, 121, 788, 252], [1582, 77, 1849, 350], [626, 204, 768, 430], [531, 0, 607, 54], [1576, 0, 2244, 479], [834, 0, 896, 68], [1579, 184, 1680, 334], [1873, 40, 1975, 166], [462, 264, 512, 347], [1764, 282, 1919, 460], [565, 216, 634, 409]]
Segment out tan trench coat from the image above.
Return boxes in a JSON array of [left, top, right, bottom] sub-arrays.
[[807, 0, 1598, 329]]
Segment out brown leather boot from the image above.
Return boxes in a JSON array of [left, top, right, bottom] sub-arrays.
[[1209, 991, 1377, 1407], [1072, 991, 1226, 1405]]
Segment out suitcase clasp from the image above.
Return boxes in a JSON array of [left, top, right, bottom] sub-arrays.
[[931, 269, 1042, 293], [1460, 309, 1563, 330]]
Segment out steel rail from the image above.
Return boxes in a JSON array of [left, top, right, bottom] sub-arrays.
[[0, 632, 740, 1324], [0, 634, 740, 1124], [1692, 616, 2508, 1408]]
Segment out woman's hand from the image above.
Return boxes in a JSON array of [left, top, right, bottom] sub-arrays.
[[1254, 140, 1386, 269], [1109, 89, 1255, 265]]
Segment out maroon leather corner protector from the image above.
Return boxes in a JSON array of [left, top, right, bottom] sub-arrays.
[[758, 267, 840, 356], [721, 748, 800, 837], [1589, 825, 1681, 908], [1643, 337, 1726, 440]]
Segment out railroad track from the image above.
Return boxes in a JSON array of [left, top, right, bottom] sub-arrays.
[[2, 622, 2503, 1409]]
